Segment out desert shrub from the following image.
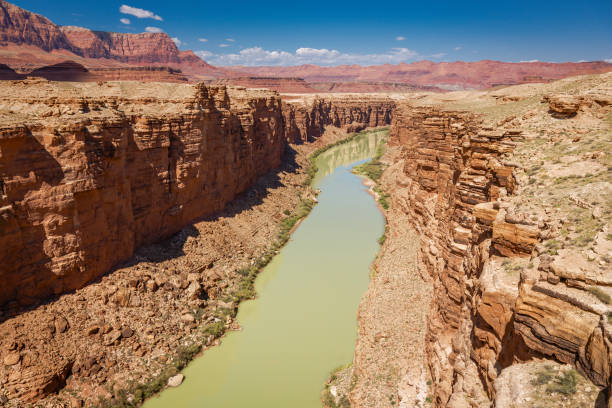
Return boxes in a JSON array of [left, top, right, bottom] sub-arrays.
[[588, 286, 611, 304], [202, 321, 225, 338], [546, 370, 577, 396]]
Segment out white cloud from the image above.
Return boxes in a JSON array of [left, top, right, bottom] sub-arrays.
[[396, 36, 405, 41], [604, 59, 612, 63], [219, 43, 231, 47], [171, 37, 182, 46], [145, 26, 163, 33], [430, 53, 446, 59], [120, 18, 130, 24], [454, 46, 462, 51], [226, 38, 235, 42], [198, 38, 208, 42], [120, 5, 162, 20], [195, 51, 214, 59], [199, 46, 421, 66], [519, 59, 539, 63]]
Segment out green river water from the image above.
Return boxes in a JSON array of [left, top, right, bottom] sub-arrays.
[[144, 130, 386, 408]]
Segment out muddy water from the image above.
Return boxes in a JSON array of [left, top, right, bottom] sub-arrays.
[[144, 131, 386, 408]]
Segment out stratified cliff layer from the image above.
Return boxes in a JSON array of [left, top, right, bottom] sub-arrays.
[[349, 73, 611, 408], [282, 95, 394, 143], [0, 80, 285, 306]]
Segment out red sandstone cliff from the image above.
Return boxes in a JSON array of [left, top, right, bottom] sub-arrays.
[[0, 81, 393, 309], [386, 104, 611, 407], [0, 0, 75, 52], [282, 96, 394, 143], [0, 81, 285, 306], [0, 1, 229, 79]]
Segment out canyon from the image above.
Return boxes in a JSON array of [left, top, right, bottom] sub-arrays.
[[0, 2, 610, 406], [0, 72, 610, 408]]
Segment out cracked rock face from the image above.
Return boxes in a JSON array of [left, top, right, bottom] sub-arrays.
[[386, 93, 611, 407], [0, 81, 286, 307]]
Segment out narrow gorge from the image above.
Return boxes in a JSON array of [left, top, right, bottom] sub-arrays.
[[0, 73, 611, 408]]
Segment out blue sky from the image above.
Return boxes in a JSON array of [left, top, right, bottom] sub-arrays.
[[14, 0, 612, 66]]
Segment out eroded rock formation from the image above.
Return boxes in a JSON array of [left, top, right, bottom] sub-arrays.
[[0, 81, 394, 310], [0, 81, 285, 307], [283, 96, 394, 143], [386, 104, 611, 407]]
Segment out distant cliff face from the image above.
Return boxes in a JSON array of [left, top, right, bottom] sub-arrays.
[[60, 27, 183, 65], [0, 1, 226, 78], [0, 0, 75, 52], [282, 96, 394, 143], [234, 60, 612, 89]]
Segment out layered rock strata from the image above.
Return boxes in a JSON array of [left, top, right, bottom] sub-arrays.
[[384, 104, 611, 407], [282, 96, 394, 143], [0, 81, 394, 309], [0, 80, 285, 306]]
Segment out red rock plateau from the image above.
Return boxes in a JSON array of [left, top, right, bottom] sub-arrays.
[[4, 60, 189, 82], [0, 0, 232, 79], [235, 60, 612, 90], [211, 77, 317, 93]]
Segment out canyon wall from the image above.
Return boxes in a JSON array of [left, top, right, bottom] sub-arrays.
[[283, 97, 394, 143], [388, 105, 611, 406], [0, 81, 285, 306], [0, 81, 394, 308]]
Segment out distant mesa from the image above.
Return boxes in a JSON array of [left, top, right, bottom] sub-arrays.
[[29, 60, 89, 81], [1, 0, 612, 89]]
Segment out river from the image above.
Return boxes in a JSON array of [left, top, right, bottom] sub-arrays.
[[144, 130, 386, 408]]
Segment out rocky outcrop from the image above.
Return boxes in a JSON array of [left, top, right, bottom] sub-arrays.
[[282, 97, 394, 143], [387, 104, 611, 407], [0, 80, 285, 307], [0, 0, 76, 52]]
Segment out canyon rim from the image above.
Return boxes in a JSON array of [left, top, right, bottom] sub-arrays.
[[0, 1, 611, 407]]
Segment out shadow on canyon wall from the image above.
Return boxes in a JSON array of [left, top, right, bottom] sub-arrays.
[[0, 142, 300, 324]]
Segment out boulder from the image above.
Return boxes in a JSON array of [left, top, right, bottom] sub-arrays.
[[167, 374, 184, 387]]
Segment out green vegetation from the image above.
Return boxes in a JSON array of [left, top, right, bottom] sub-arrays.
[[587, 286, 611, 304], [531, 366, 579, 397], [378, 225, 388, 246], [546, 370, 578, 396], [543, 239, 562, 255], [202, 321, 225, 338], [351, 134, 391, 212], [531, 365, 555, 386], [374, 187, 390, 210], [322, 364, 354, 408], [353, 141, 387, 182], [95, 343, 203, 408], [305, 128, 388, 187]]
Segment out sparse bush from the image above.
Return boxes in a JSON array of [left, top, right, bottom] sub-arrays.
[[588, 286, 611, 304], [546, 370, 577, 396], [202, 321, 225, 338]]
